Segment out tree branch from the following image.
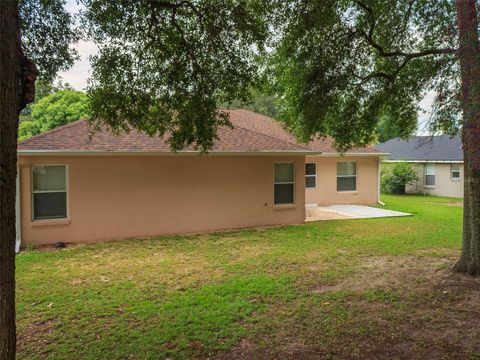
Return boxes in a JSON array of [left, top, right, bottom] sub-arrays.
[[354, 0, 457, 59]]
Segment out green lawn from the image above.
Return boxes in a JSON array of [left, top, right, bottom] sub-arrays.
[[16, 195, 480, 359]]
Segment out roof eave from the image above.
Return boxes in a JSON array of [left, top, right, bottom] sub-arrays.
[[383, 159, 464, 163], [17, 149, 322, 157], [309, 152, 387, 157]]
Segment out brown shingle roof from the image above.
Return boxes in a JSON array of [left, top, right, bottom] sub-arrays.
[[18, 109, 383, 154]]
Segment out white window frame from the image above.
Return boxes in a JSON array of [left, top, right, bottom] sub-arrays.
[[31, 164, 69, 221], [337, 161, 357, 192], [451, 164, 461, 181], [305, 162, 317, 189], [424, 163, 436, 188], [274, 162, 295, 205]]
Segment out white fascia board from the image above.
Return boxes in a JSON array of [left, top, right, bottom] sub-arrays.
[[310, 152, 388, 157], [18, 150, 322, 157], [383, 159, 464, 164]]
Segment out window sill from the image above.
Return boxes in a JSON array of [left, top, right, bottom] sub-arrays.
[[31, 218, 71, 227], [424, 186, 435, 189], [274, 204, 297, 210], [451, 179, 461, 182]]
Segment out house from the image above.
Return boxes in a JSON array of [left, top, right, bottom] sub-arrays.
[[376, 135, 463, 198], [16, 109, 384, 248]]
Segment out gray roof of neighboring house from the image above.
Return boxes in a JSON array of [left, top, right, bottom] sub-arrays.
[[375, 134, 463, 162]]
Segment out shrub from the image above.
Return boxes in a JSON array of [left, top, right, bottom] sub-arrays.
[[381, 162, 418, 194]]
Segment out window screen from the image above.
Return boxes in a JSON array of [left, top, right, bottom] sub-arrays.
[[32, 165, 67, 220], [305, 163, 316, 188], [451, 164, 460, 179], [425, 164, 435, 186], [337, 162, 357, 192], [274, 163, 294, 205]]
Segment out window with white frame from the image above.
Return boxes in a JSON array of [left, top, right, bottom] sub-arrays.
[[425, 163, 436, 187], [32, 165, 67, 220], [305, 163, 316, 188], [274, 163, 295, 205], [337, 162, 357, 192], [451, 164, 461, 180]]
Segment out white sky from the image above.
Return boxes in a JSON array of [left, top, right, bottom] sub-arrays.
[[58, 0, 432, 133]]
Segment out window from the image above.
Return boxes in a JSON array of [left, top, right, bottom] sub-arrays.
[[32, 165, 67, 220], [425, 163, 436, 187], [305, 163, 316, 188], [337, 162, 357, 192], [274, 163, 295, 205], [451, 164, 461, 180]]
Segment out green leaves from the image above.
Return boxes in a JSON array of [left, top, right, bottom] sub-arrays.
[[270, 0, 460, 151], [381, 162, 418, 194], [81, 0, 271, 151], [20, 0, 79, 81], [19, 89, 90, 141]]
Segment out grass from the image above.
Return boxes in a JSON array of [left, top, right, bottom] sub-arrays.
[[16, 194, 480, 359]]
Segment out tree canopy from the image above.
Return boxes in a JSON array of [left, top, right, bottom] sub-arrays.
[[19, 89, 90, 141], [81, 0, 271, 151], [269, 0, 459, 151]]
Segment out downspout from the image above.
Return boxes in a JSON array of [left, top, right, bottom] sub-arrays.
[[377, 158, 385, 206], [15, 164, 21, 253]]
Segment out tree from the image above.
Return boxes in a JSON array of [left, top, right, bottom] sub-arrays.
[[19, 89, 90, 141], [2, 1, 269, 358], [376, 113, 417, 143], [1, 0, 77, 357], [82, 0, 270, 151], [20, 80, 74, 119], [270, 0, 480, 274], [229, 88, 279, 118]]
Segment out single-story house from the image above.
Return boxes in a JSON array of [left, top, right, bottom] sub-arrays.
[[16, 109, 384, 248], [376, 135, 463, 198]]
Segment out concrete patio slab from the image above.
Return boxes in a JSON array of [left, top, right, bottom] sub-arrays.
[[306, 205, 411, 222]]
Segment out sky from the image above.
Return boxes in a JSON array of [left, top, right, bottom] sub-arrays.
[[57, 0, 97, 90], [58, 0, 433, 133]]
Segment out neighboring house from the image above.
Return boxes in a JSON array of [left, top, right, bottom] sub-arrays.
[[16, 109, 384, 247], [376, 135, 463, 198]]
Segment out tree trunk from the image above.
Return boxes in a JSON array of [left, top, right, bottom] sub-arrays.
[[454, 0, 480, 275], [0, 2, 36, 359]]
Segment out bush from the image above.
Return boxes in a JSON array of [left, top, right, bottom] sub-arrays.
[[381, 162, 418, 194]]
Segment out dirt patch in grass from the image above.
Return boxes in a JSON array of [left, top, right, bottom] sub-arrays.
[[308, 253, 456, 293], [217, 254, 480, 360], [17, 319, 56, 356], [422, 201, 463, 207]]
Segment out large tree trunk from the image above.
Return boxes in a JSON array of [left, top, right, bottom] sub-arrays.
[[455, 0, 480, 275], [0, 2, 36, 359]]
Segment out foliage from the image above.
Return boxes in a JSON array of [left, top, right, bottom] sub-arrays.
[[80, 0, 271, 151], [19, 90, 90, 141], [270, 0, 460, 151], [229, 89, 279, 118], [381, 162, 418, 194], [20, 0, 79, 81], [16, 195, 465, 359], [20, 80, 73, 117], [376, 113, 417, 143]]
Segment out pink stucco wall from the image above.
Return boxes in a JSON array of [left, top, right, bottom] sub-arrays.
[[305, 155, 380, 205], [18, 155, 306, 246]]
